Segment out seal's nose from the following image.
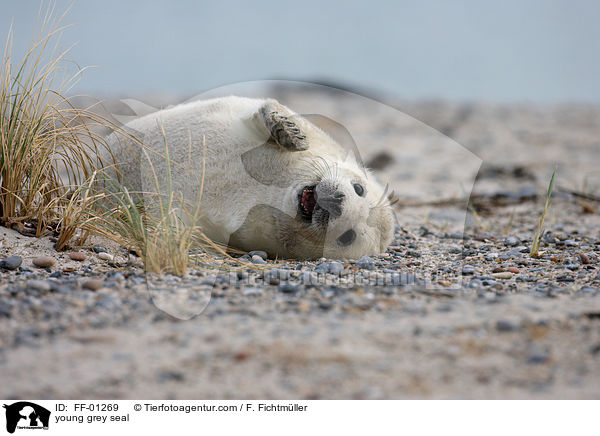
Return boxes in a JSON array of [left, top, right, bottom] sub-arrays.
[[315, 188, 345, 218]]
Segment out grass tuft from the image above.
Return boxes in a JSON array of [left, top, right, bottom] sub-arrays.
[[0, 3, 114, 240]]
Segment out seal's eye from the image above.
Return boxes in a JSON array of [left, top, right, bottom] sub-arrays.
[[353, 183, 365, 197], [337, 229, 356, 246]]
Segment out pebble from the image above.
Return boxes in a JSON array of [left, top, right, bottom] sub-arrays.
[[328, 261, 344, 275], [507, 267, 520, 274], [69, 252, 87, 261], [492, 272, 513, 280], [299, 271, 318, 285], [252, 255, 266, 264], [355, 256, 375, 270], [278, 283, 300, 294], [316, 261, 343, 275], [496, 320, 517, 332], [82, 279, 104, 291], [27, 279, 51, 292], [0, 255, 22, 270], [92, 245, 107, 253], [462, 265, 475, 275], [242, 287, 263, 296], [527, 354, 549, 365], [579, 253, 591, 264], [248, 250, 267, 260], [106, 271, 125, 282], [504, 237, 519, 246], [264, 269, 290, 285], [32, 256, 56, 268], [97, 252, 114, 262]]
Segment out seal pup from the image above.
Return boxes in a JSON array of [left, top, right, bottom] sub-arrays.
[[106, 96, 394, 260]]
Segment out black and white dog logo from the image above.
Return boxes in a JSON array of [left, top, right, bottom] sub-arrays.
[[3, 402, 50, 434]]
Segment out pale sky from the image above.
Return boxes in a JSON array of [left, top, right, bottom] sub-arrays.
[[3, 0, 600, 103]]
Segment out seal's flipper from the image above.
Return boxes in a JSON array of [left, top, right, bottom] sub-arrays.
[[258, 100, 309, 151]]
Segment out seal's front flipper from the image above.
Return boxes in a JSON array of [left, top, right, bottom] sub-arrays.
[[258, 100, 309, 151]]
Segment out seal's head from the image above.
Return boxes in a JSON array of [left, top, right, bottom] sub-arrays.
[[295, 157, 394, 260]]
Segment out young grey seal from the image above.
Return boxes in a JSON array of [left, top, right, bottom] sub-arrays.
[[106, 96, 394, 260]]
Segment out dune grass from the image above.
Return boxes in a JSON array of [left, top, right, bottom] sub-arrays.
[[0, 4, 114, 243]]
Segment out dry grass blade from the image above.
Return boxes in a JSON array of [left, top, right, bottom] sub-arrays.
[[530, 167, 557, 258]]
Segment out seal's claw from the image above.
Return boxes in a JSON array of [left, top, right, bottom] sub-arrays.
[[259, 102, 309, 151]]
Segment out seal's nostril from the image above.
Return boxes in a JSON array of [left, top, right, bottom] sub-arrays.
[[317, 195, 343, 217], [333, 191, 345, 201]]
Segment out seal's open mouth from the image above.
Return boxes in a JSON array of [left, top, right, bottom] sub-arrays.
[[299, 185, 317, 221]]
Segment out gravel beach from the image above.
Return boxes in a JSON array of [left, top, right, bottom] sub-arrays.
[[1, 87, 599, 399]]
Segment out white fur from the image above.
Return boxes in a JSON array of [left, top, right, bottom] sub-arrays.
[[106, 96, 393, 260]]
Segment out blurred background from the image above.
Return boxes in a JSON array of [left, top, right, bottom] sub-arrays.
[[3, 0, 600, 103]]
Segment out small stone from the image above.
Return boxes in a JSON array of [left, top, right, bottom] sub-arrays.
[[107, 271, 125, 282], [507, 267, 520, 274], [0, 255, 22, 270], [242, 287, 263, 296], [33, 256, 56, 268], [492, 271, 513, 280], [328, 261, 344, 275], [462, 265, 475, 275], [468, 279, 482, 288], [92, 245, 107, 253], [97, 252, 114, 261], [248, 250, 267, 260], [315, 263, 330, 273], [438, 280, 452, 287], [504, 237, 519, 246], [355, 255, 375, 270], [69, 252, 87, 261], [82, 279, 104, 291], [492, 267, 505, 273], [264, 269, 290, 285], [251, 255, 266, 264], [579, 253, 591, 264], [299, 271, 318, 285], [527, 354, 549, 365], [27, 279, 51, 292], [496, 320, 517, 332], [278, 283, 300, 294]]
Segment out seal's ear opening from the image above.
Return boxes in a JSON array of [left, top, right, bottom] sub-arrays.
[[303, 114, 366, 175]]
